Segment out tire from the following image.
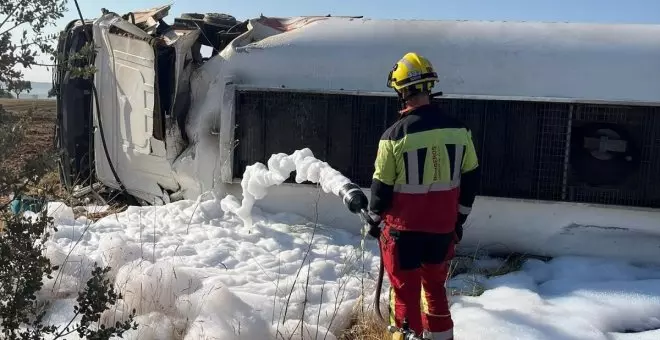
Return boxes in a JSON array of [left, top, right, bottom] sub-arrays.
[[204, 13, 238, 28]]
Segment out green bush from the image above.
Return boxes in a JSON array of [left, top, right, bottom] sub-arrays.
[[0, 102, 138, 339]]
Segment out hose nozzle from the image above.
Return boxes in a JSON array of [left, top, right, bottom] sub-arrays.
[[338, 182, 368, 214], [337, 182, 377, 225]]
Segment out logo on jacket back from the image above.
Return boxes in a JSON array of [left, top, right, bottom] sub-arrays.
[[431, 146, 439, 181]]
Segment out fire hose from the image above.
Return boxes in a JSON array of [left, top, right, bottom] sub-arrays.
[[337, 182, 386, 321], [338, 182, 426, 340]]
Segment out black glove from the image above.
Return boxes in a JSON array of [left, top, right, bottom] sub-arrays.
[[363, 211, 382, 239], [455, 213, 468, 243], [368, 224, 381, 239]]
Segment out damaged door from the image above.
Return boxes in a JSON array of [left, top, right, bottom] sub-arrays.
[[112, 37, 158, 155], [93, 14, 179, 202]]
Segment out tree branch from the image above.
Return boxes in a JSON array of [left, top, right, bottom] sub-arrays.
[[0, 21, 28, 37], [52, 311, 81, 339], [0, 4, 21, 32], [16, 41, 43, 49], [29, 62, 56, 67]]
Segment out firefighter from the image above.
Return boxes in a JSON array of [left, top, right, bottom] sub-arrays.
[[366, 52, 480, 340]]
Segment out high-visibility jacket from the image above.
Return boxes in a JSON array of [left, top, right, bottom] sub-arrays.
[[369, 103, 480, 234]]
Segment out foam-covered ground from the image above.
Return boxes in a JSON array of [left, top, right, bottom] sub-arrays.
[[39, 193, 376, 340], [32, 149, 660, 339], [35, 196, 660, 340], [449, 257, 660, 339]]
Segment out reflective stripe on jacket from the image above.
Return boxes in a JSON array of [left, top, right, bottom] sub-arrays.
[[369, 103, 480, 233]]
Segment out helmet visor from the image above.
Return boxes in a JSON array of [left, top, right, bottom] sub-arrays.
[[386, 69, 394, 89]]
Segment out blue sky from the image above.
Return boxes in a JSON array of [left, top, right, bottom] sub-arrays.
[[21, 0, 660, 82]]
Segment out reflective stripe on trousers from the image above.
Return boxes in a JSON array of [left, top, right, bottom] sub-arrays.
[[385, 241, 455, 339], [425, 329, 454, 340]]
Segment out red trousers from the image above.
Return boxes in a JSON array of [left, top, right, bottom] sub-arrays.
[[380, 223, 456, 340]]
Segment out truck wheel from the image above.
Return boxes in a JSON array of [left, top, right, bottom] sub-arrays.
[[204, 13, 238, 28]]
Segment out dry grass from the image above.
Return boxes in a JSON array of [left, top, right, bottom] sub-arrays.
[[76, 202, 129, 221], [339, 313, 390, 340]]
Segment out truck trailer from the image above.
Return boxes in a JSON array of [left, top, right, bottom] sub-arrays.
[[52, 5, 660, 264]]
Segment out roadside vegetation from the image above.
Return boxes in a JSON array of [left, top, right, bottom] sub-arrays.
[[0, 0, 139, 337]]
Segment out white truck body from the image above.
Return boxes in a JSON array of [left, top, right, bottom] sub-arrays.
[[59, 8, 660, 264]]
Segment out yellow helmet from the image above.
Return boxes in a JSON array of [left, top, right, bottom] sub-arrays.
[[386, 52, 439, 100]]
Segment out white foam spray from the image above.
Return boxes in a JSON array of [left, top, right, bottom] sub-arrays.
[[220, 148, 351, 226]]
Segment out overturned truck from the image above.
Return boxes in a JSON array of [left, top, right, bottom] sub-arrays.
[[53, 5, 660, 264]]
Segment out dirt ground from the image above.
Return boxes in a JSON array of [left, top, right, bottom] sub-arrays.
[[0, 99, 59, 205], [0, 99, 57, 171]]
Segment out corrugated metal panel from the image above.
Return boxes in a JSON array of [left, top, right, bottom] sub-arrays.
[[233, 89, 660, 209], [441, 99, 570, 201]]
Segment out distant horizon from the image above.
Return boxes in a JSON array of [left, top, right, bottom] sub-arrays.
[[1, 80, 50, 84], [1, 81, 53, 100]]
